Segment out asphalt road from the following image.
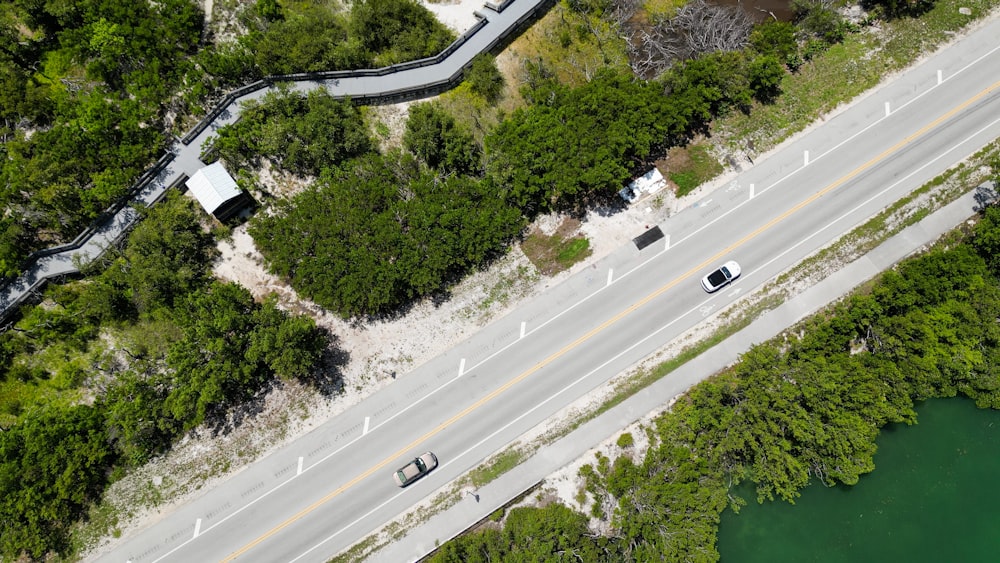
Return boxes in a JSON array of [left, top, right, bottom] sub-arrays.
[[97, 14, 1000, 563]]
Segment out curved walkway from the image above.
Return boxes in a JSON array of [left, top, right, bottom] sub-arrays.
[[0, 0, 551, 323]]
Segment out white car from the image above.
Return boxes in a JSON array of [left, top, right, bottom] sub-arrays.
[[701, 261, 741, 293], [392, 452, 438, 487]]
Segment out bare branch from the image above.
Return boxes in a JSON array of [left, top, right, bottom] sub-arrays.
[[625, 0, 754, 78]]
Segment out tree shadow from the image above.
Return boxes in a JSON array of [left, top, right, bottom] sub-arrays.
[[205, 329, 349, 436], [973, 182, 998, 213], [207, 378, 277, 437], [301, 332, 350, 398]]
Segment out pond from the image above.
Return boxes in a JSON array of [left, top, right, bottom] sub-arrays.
[[717, 398, 1000, 562], [711, 0, 795, 22]]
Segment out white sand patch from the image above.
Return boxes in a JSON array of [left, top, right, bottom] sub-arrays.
[[421, 0, 485, 34], [214, 226, 291, 301]]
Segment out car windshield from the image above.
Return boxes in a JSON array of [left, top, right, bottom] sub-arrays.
[[414, 458, 425, 471], [720, 266, 731, 277], [707, 270, 728, 286]]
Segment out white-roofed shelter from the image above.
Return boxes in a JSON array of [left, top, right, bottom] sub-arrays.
[[185, 162, 248, 221], [619, 167, 667, 203]]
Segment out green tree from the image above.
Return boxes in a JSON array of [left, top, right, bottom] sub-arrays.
[[109, 191, 217, 316], [486, 69, 687, 212], [164, 282, 266, 429], [430, 503, 620, 562], [749, 21, 798, 62], [748, 54, 786, 103], [102, 371, 177, 466], [0, 405, 116, 559], [862, 0, 936, 18], [971, 205, 1000, 275], [213, 89, 373, 177], [404, 102, 481, 175], [792, 0, 848, 44], [253, 9, 359, 74], [250, 152, 523, 317], [164, 281, 325, 429], [255, 0, 283, 22], [465, 54, 505, 103], [349, 0, 455, 65], [247, 297, 328, 381]]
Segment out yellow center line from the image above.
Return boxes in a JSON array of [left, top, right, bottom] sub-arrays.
[[223, 79, 1000, 561]]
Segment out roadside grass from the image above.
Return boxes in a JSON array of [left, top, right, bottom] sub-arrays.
[[521, 217, 593, 275], [466, 448, 528, 488], [715, 0, 1000, 154], [556, 238, 591, 267], [74, 501, 122, 552], [665, 143, 724, 197]]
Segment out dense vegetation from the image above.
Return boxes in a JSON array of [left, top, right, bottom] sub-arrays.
[[250, 151, 524, 317], [0, 0, 204, 277], [212, 89, 374, 177], [431, 195, 1000, 562], [237, 24, 791, 316], [485, 52, 783, 212], [0, 0, 454, 279], [0, 193, 329, 559], [187, 0, 455, 94]]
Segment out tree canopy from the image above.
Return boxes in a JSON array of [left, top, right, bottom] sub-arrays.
[[212, 89, 374, 177], [404, 102, 482, 175], [0, 192, 329, 558], [0, 405, 116, 559], [250, 151, 524, 317], [485, 68, 687, 212]]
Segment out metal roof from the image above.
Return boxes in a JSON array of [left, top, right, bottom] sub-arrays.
[[185, 161, 241, 215]]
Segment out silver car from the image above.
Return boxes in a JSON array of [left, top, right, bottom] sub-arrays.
[[393, 452, 438, 487], [701, 261, 741, 293]]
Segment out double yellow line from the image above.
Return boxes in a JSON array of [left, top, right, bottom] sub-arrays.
[[223, 79, 1000, 561]]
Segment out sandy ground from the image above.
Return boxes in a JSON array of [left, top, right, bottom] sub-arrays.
[[421, 0, 485, 33]]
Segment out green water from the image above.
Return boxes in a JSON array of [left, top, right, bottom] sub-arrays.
[[717, 398, 1000, 562]]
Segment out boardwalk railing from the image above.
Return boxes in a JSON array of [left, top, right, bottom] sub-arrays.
[[179, 16, 491, 146], [0, 0, 554, 325]]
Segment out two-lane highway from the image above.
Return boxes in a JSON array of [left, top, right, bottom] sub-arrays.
[[97, 14, 1000, 563]]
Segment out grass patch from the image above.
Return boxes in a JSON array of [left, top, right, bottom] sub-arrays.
[[436, 81, 502, 144], [715, 0, 1000, 153], [665, 143, 724, 196], [643, 0, 687, 18], [499, 2, 630, 93], [327, 535, 379, 563], [521, 217, 593, 275], [467, 448, 526, 488], [555, 238, 591, 268]]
